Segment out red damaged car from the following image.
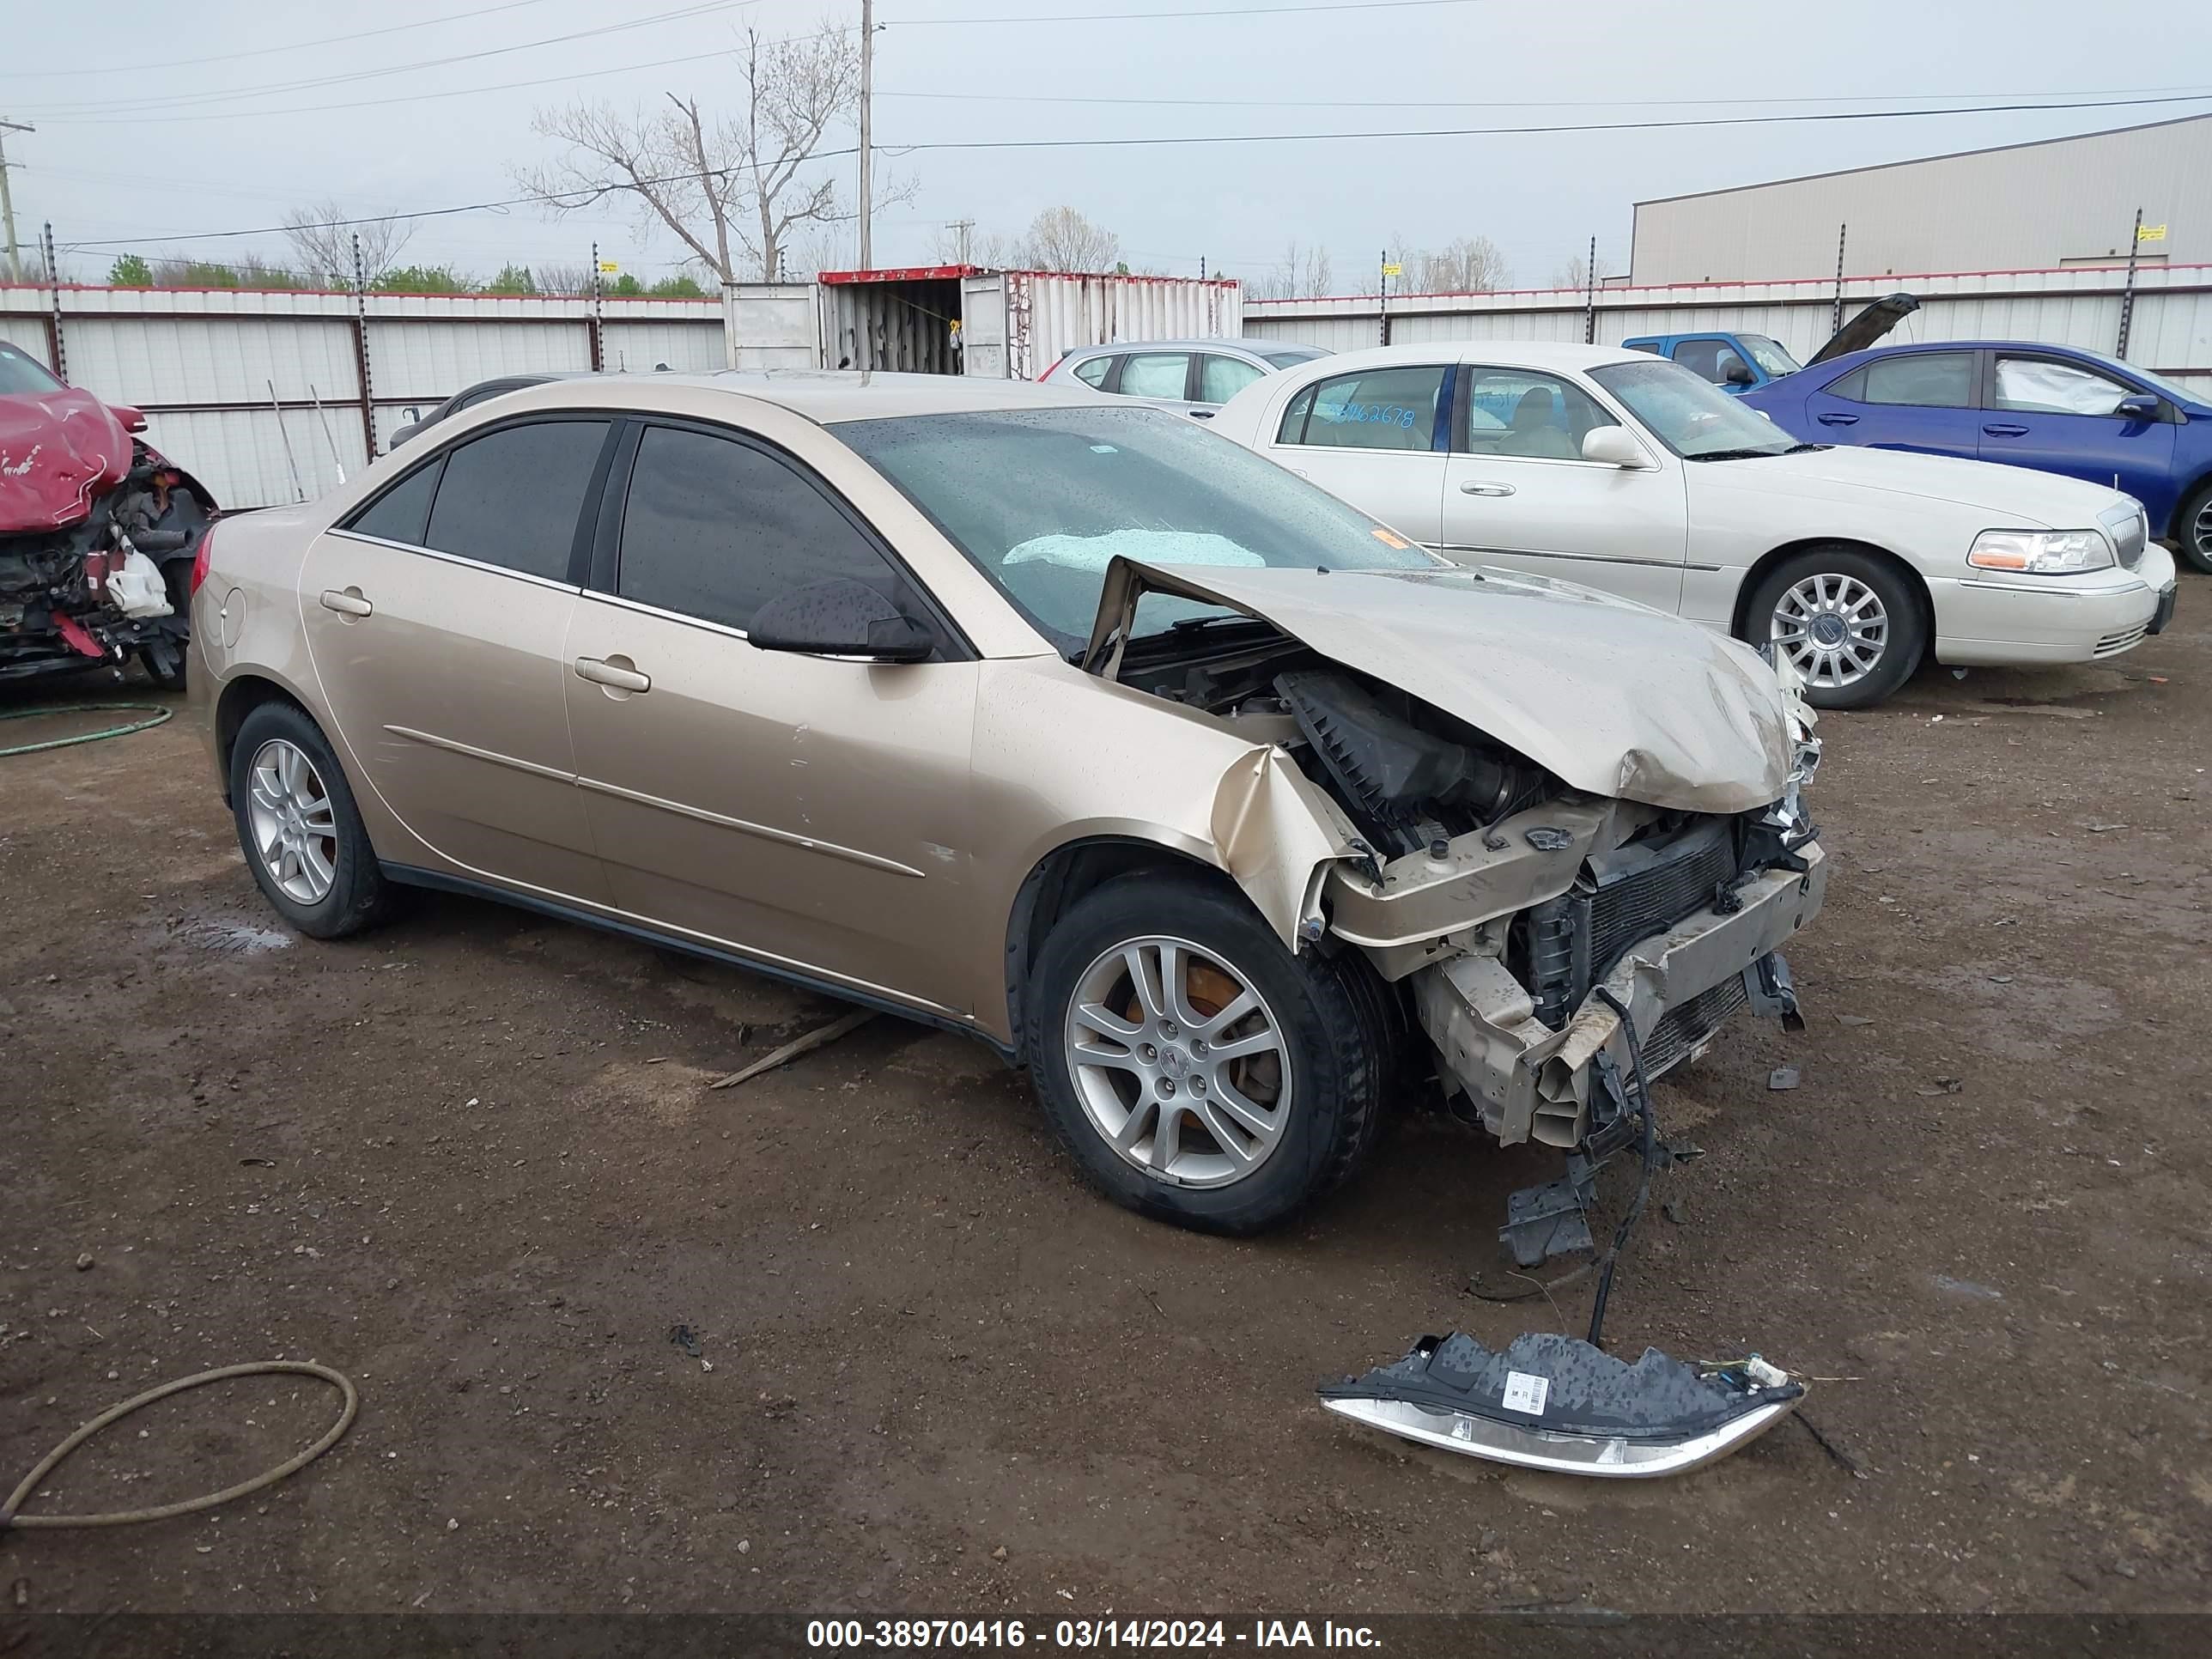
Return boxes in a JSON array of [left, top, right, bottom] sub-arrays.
[[1, 339, 214, 689]]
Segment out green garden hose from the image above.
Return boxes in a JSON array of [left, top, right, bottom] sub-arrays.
[[0, 702, 173, 758]]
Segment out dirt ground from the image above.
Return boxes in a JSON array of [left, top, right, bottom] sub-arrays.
[[3, 592, 2209, 1620]]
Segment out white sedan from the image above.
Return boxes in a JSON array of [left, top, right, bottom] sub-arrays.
[[1207, 342, 2178, 708]]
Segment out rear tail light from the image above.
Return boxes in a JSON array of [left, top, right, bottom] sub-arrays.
[[189, 523, 216, 595]]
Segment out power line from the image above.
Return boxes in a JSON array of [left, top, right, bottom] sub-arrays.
[[52, 90, 2212, 253], [56, 156, 854, 253], [891, 0, 1476, 21], [0, 0, 563, 80], [28, 46, 748, 130], [877, 81, 2212, 112], [11, 2, 755, 119], [884, 90, 2212, 152]]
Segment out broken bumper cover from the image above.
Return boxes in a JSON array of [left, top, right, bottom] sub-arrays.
[[1413, 842, 1829, 1146], [1319, 1332, 1804, 1478]]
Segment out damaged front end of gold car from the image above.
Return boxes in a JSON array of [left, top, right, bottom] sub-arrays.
[[1089, 555, 1828, 1475]]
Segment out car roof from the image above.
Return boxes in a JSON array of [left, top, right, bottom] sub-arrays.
[[1061, 337, 1310, 359], [1786, 340, 2143, 379], [1279, 340, 1654, 375], [496, 368, 1111, 424]]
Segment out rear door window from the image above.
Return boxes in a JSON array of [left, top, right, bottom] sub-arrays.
[[1284, 365, 1448, 452], [422, 419, 610, 580], [1070, 356, 1113, 389], [614, 424, 901, 632], [346, 459, 444, 546]]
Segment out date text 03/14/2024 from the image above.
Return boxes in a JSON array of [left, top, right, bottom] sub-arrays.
[[805, 1619, 1382, 1649]]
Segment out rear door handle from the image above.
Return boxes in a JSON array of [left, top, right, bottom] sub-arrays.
[[1814, 412, 1859, 427], [1458, 480, 1516, 497], [574, 656, 651, 693], [319, 587, 373, 617], [1983, 422, 2029, 437]]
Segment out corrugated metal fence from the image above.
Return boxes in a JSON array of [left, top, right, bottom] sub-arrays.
[[0, 284, 723, 508], [1243, 264, 2212, 391], [14, 264, 2212, 510]]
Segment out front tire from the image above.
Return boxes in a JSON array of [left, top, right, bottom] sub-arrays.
[[2176, 482, 2212, 574], [228, 702, 391, 939], [1025, 872, 1391, 1236], [1747, 545, 1926, 711]]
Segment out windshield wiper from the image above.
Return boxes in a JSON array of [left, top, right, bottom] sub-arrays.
[[1686, 447, 1796, 462]]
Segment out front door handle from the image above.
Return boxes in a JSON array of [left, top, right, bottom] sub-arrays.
[[1458, 480, 1516, 497], [319, 586, 373, 617], [1814, 412, 1859, 427], [574, 656, 652, 693], [1983, 422, 2029, 437]]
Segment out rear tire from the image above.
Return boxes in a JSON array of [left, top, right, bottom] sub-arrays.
[[1746, 545, 1925, 711], [2176, 482, 2212, 574], [1024, 871, 1392, 1236], [228, 702, 392, 939]]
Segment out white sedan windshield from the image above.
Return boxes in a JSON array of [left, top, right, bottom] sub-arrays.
[[1589, 358, 1798, 459]]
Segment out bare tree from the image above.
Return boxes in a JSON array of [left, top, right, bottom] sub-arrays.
[[1416, 235, 1510, 294], [927, 222, 1023, 267], [1551, 252, 1590, 292], [1021, 206, 1120, 272], [283, 200, 414, 287], [532, 261, 593, 296], [1300, 243, 1334, 297], [515, 22, 904, 283]]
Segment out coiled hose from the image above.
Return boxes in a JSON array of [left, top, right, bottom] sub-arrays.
[[1, 1361, 356, 1531], [0, 702, 172, 759]]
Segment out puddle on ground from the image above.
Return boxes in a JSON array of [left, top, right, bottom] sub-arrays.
[[169, 915, 295, 954]]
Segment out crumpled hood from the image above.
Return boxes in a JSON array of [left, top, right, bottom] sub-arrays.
[[0, 387, 133, 535], [1086, 559, 1797, 813], [1706, 443, 2135, 523]]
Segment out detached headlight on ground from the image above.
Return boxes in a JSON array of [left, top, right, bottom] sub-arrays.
[[1968, 528, 2114, 574], [1319, 1333, 1805, 1479]]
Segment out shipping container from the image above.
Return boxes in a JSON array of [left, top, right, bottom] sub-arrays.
[[725, 267, 1243, 380]]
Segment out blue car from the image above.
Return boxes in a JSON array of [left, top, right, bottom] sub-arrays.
[[1744, 342, 2212, 573]]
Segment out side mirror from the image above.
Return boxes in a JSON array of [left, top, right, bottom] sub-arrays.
[[109, 404, 149, 434], [1581, 424, 1652, 468], [749, 578, 935, 663], [2113, 392, 2161, 421], [1724, 362, 1756, 387]]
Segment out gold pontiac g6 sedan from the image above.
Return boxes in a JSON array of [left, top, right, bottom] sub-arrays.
[[190, 371, 1827, 1238]]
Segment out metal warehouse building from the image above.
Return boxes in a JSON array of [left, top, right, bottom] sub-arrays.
[[1631, 113, 2212, 284]]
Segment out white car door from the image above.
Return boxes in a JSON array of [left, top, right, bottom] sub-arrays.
[[1259, 362, 1450, 545], [1437, 364, 1690, 615]]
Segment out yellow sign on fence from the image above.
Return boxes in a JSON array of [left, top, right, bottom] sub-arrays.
[[599, 260, 622, 272], [2137, 224, 2167, 243], [1381, 262, 1402, 277]]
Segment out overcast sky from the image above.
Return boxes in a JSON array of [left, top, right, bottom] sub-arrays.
[[9, 0, 2212, 289]]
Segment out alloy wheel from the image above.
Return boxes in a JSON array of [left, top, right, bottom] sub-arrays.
[[246, 738, 338, 905], [1770, 572, 1889, 690], [1063, 936, 1291, 1188]]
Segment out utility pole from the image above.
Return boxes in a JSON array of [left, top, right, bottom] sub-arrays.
[[857, 0, 876, 270], [0, 119, 32, 284], [947, 217, 974, 265]]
